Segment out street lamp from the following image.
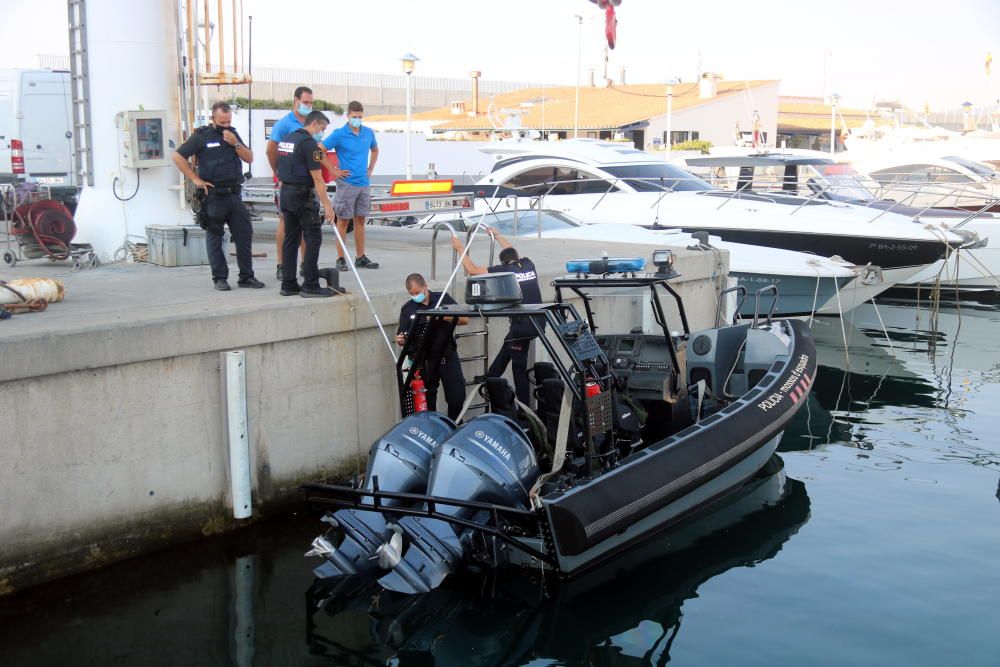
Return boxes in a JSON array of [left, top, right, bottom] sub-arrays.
[[665, 77, 680, 152], [573, 15, 582, 139], [830, 92, 841, 154], [401, 52, 420, 179]]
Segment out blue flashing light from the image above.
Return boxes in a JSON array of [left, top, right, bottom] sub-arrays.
[[566, 257, 647, 275]]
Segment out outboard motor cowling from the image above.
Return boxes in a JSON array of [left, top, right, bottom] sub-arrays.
[[310, 412, 456, 579], [379, 414, 539, 594]]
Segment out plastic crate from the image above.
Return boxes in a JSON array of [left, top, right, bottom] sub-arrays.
[[145, 225, 210, 267]]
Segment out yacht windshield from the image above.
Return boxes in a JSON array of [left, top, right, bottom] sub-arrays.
[[943, 156, 998, 180], [603, 164, 713, 192], [809, 164, 878, 202], [419, 210, 581, 236]]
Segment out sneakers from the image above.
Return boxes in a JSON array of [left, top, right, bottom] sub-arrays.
[[238, 277, 265, 289], [355, 255, 379, 269], [214, 279, 231, 291], [336, 257, 348, 272], [279, 284, 301, 296], [300, 286, 337, 298]]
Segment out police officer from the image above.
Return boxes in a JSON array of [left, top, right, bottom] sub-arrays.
[[173, 101, 263, 290], [396, 273, 469, 420], [452, 229, 542, 405], [275, 111, 338, 297]]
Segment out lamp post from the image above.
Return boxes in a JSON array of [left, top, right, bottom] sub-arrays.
[[665, 77, 679, 152], [574, 15, 582, 139], [830, 92, 840, 154], [401, 53, 419, 179]]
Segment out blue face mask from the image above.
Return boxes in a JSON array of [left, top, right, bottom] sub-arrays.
[[312, 132, 324, 142], [298, 103, 312, 116], [349, 117, 363, 129], [411, 291, 426, 304]]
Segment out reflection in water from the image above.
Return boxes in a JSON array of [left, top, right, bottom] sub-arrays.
[[306, 462, 811, 666], [781, 301, 1000, 474]]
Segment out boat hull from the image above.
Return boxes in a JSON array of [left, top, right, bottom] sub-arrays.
[[541, 319, 817, 574]]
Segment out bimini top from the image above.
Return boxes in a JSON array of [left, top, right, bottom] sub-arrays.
[[686, 153, 836, 168]]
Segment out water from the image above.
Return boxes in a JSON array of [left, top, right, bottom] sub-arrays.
[[1, 298, 999, 666]]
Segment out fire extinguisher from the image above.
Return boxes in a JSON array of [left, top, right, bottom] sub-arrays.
[[411, 371, 428, 412], [585, 378, 601, 398]]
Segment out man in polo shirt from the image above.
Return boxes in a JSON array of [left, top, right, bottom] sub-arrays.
[[266, 86, 313, 281], [323, 101, 380, 271]]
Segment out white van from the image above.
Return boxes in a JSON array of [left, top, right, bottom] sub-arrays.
[[0, 68, 78, 210]]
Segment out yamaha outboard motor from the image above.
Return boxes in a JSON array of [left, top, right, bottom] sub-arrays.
[[378, 414, 540, 594], [308, 412, 456, 578]]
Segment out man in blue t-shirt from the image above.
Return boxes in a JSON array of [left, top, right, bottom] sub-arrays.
[[323, 100, 380, 271]]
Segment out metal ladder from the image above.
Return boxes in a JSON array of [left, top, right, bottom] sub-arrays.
[[430, 221, 497, 413], [67, 0, 94, 187]]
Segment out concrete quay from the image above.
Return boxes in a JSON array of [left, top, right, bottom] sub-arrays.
[[0, 224, 728, 594]]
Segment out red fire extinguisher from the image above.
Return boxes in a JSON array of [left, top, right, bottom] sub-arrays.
[[411, 371, 428, 412], [585, 378, 601, 398]]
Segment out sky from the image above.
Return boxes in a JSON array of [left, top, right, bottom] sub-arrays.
[[1, 0, 998, 110]]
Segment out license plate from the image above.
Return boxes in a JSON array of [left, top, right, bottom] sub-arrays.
[[35, 176, 66, 185]]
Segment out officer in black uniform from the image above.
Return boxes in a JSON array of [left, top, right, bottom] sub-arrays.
[[396, 273, 469, 420], [275, 111, 338, 297], [452, 229, 542, 405], [173, 101, 263, 291]]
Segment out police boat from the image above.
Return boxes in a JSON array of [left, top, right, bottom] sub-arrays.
[[303, 250, 817, 594]]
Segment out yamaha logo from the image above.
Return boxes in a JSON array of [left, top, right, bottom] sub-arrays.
[[473, 429, 511, 461], [409, 426, 419, 435]]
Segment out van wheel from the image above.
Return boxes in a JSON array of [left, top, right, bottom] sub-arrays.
[[2, 250, 15, 267]]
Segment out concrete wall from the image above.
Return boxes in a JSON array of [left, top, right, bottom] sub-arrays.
[[0, 238, 725, 594]]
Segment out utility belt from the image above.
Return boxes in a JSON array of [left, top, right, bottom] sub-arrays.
[[280, 183, 320, 225], [207, 183, 241, 196]]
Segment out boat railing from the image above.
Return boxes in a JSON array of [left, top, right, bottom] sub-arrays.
[[430, 221, 459, 280], [478, 173, 999, 231]]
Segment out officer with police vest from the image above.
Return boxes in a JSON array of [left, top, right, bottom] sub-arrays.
[[276, 110, 338, 297], [173, 101, 263, 291]]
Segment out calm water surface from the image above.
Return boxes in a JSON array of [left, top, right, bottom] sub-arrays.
[[1, 298, 998, 666]]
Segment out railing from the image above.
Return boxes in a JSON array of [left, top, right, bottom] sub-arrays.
[[485, 172, 998, 231], [430, 222, 458, 280]]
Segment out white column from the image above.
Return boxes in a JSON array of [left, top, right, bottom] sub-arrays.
[[405, 72, 413, 179], [72, 0, 188, 261]]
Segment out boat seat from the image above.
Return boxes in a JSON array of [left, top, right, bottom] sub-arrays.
[[686, 324, 750, 399]]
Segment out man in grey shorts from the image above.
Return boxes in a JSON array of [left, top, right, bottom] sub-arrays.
[[323, 101, 380, 270]]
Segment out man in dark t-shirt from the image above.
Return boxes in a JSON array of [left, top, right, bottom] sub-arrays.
[[396, 273, 469, 420], [452, 229, 542, 405]]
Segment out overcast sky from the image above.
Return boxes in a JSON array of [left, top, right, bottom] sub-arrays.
[[2, 0, 997, 109]]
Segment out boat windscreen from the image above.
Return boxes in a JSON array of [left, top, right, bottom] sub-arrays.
[[809, 164, 878, 202], [603, 164, 713, 192]]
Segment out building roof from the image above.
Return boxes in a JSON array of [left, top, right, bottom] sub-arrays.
[[369, 79, 779, 133], [778, 100, 871, 133]]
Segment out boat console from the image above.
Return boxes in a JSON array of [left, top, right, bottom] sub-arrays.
[[596, 333, 674, 400]]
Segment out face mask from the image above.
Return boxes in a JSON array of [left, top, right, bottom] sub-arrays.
[[297, 103, 312, 116], [312, 132, 324, 142], [411, 291, 426, 304], [349, 117, 363, 129]]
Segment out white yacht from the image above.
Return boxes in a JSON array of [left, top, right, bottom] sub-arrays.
[[681, 151, 999, 291], [416, 208, 876, 319], [469, 140, 968, 293]]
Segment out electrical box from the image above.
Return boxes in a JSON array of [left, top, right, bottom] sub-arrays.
[[119, 110, 169, 168]]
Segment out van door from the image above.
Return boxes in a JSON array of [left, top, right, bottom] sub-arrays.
[[19, 71, 75, 187]]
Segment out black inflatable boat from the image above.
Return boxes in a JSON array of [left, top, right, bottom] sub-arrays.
[[304, 252, 817, 594]]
